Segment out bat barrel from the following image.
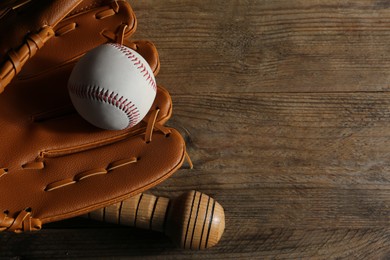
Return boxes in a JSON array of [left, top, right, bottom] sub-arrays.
[[167, 190, 225, 250]]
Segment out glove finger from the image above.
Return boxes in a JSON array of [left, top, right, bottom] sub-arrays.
[[0, 0, 83, 92], [19, 1, 137, 80], [125, 40, 161, 76], [0, 0, 81, 56], [0, 0, 136, 93]]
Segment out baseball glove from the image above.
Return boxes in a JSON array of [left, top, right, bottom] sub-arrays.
[[0, 0, 187, 232]]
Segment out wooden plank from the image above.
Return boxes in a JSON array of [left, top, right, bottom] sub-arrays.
[[132, 0, 390, 93], [0, 227, 389, 259], [156, 92, 390, 230], [168, 92, 390, 188]]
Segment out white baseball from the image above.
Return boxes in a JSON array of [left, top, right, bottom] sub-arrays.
[[67, 43, 157, 130]]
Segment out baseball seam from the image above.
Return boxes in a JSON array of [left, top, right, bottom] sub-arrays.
[[108, 43, 157, 92], [69, 84, 140, 129]]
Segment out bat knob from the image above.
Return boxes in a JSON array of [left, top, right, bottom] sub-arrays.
[[166, 190, 225, 250]]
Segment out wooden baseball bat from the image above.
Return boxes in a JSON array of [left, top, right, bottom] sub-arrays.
[[83, 190, 225, 250]]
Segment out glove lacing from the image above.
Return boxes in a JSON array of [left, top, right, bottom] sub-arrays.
[[144, 109, 193, 169], [0, 208, 42, 233], [0, 27, 54, 93]]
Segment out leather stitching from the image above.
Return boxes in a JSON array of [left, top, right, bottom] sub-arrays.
[[68, 84, 141, 129], [108, 43, 157, 92]]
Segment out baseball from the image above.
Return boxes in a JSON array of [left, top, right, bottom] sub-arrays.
[[67, 43, 157, 130]]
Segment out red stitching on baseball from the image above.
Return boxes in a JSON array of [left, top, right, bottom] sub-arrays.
[[69, 84, 140, 128], [108, 43, 157, 92]]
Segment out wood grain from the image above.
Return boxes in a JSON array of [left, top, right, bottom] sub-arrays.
[[132, 0, 390, 94], [2, 0, 390, 259]]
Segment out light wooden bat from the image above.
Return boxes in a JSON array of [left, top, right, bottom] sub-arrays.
[[83, 190, 225, 250]]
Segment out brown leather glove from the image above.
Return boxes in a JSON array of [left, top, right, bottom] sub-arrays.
[[0, 1, 187, 232], [0, 0, 137, 92]]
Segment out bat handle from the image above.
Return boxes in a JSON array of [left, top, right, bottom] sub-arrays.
[[84, 190, 225, 250]]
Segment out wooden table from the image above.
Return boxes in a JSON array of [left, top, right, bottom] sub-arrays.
[[1, 1, 390, 258]]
